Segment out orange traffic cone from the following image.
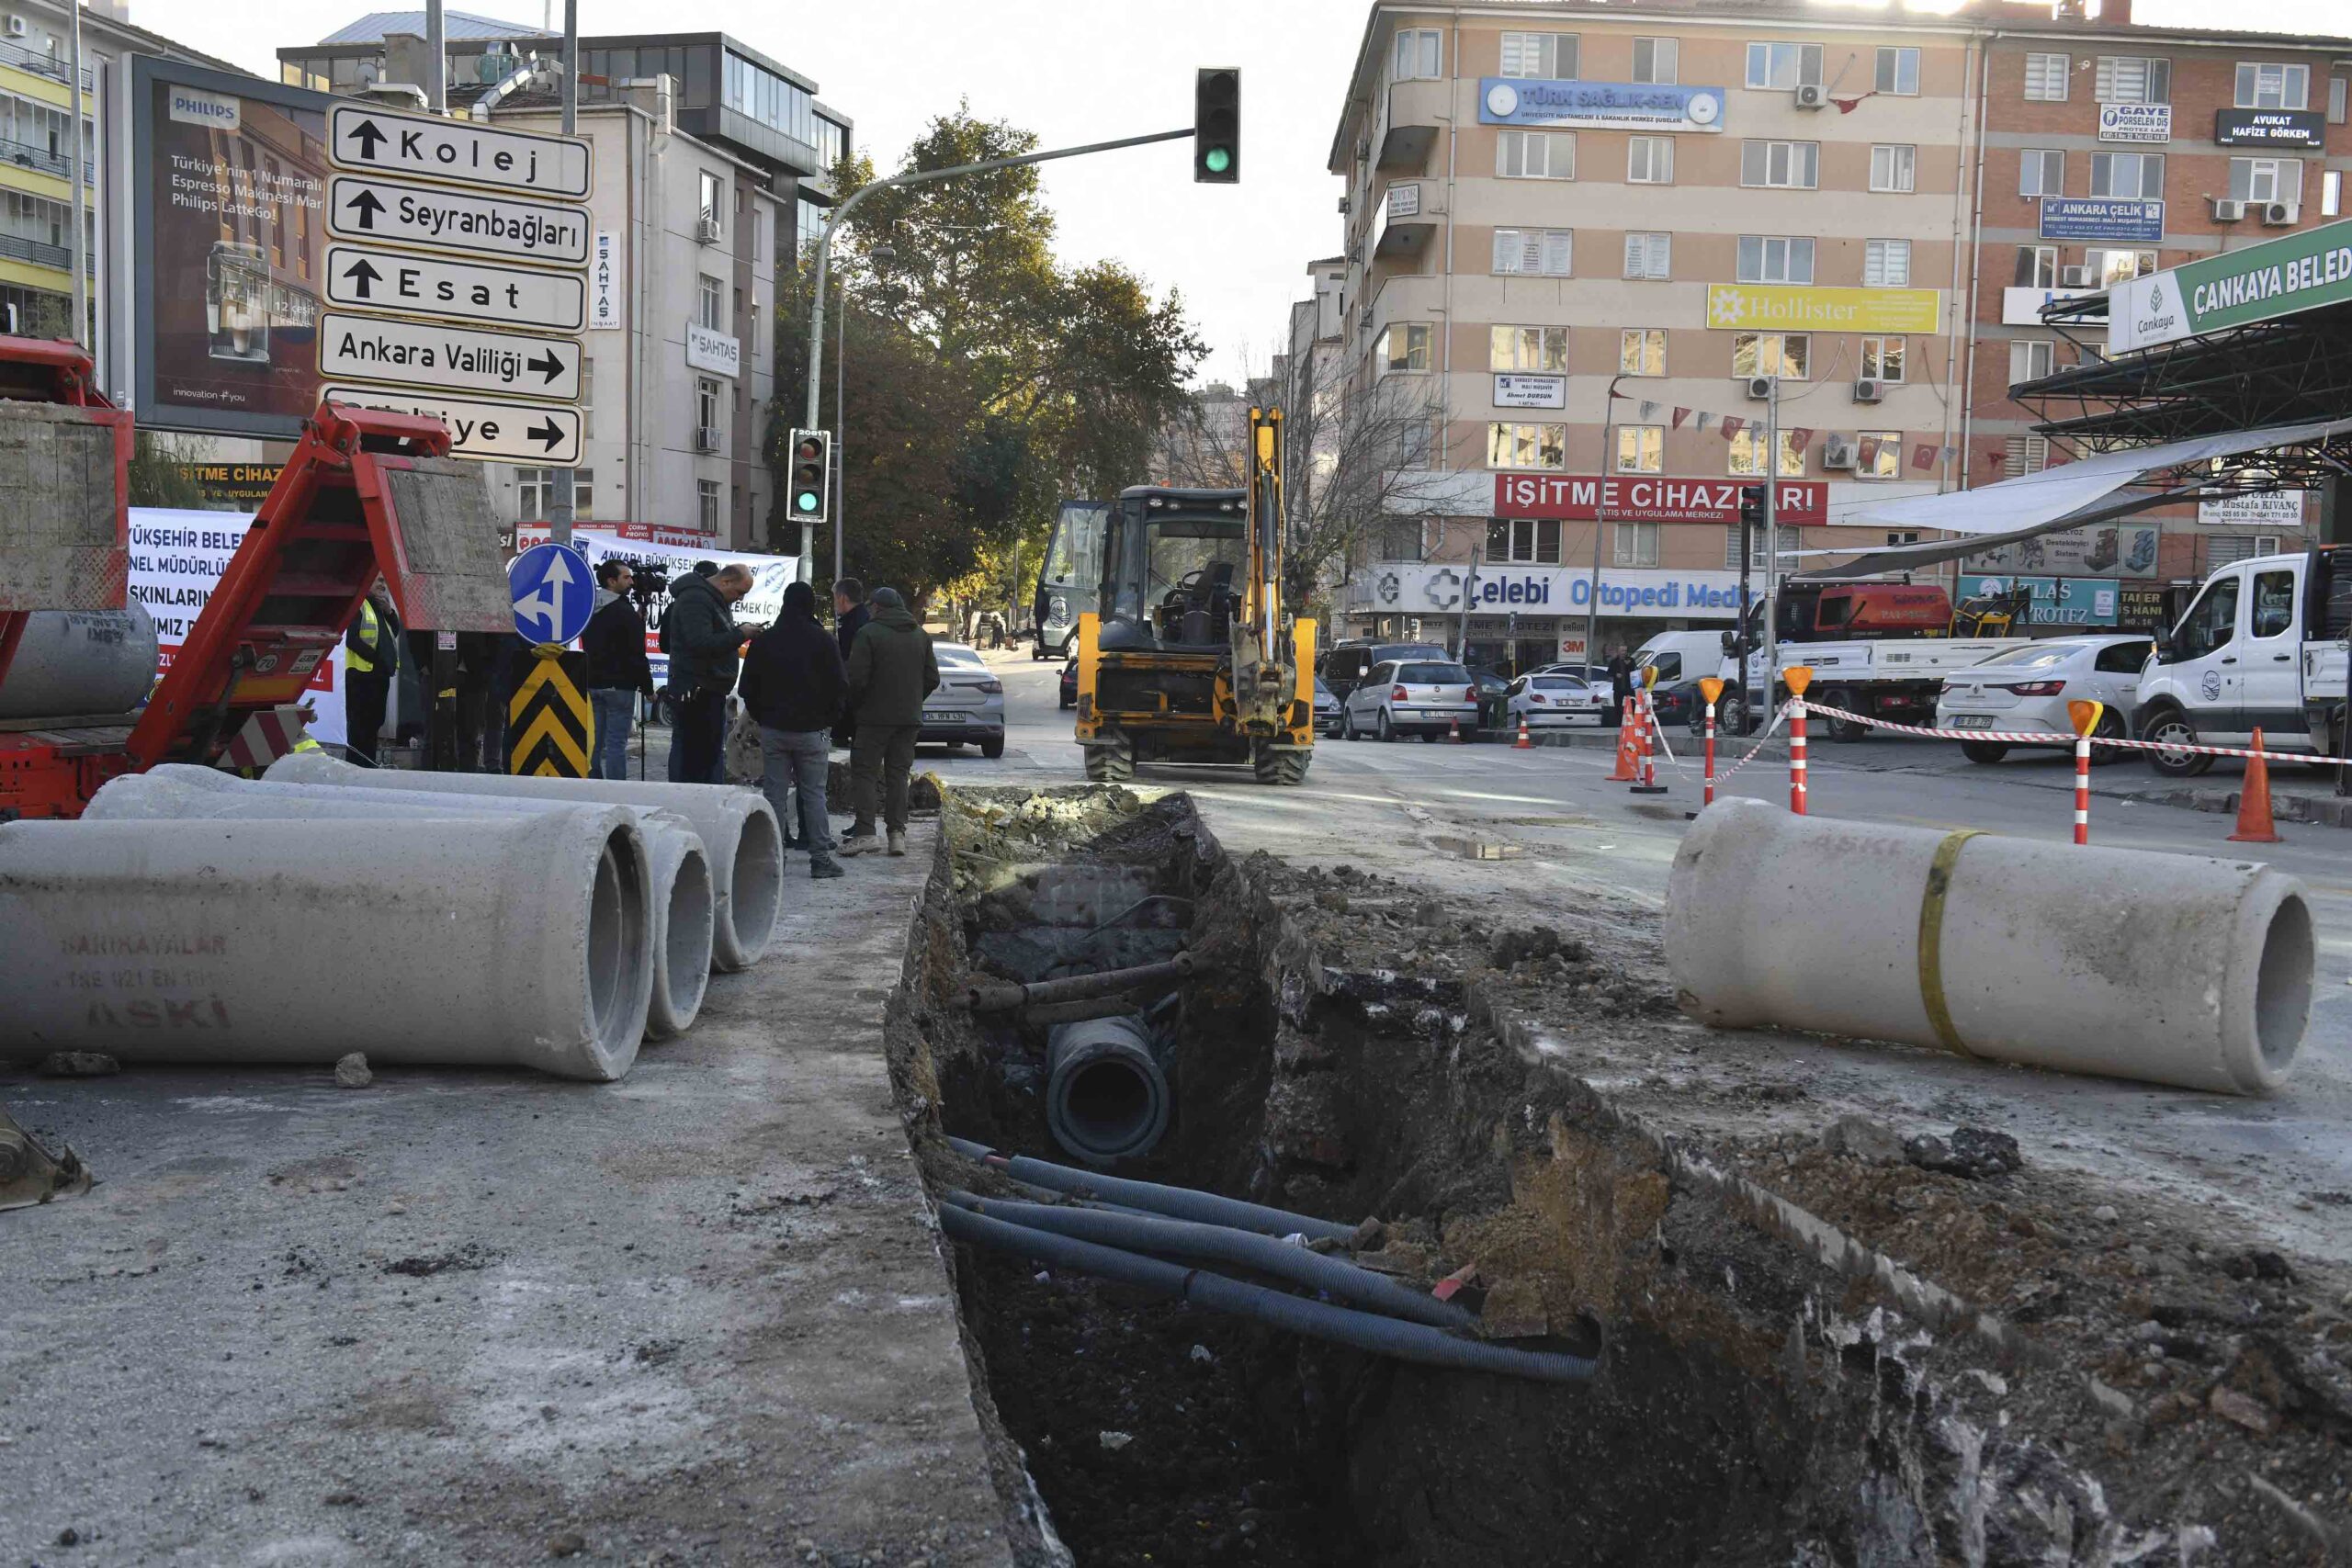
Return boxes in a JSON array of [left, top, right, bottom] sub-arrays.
[[2228, 728, 2282, 843], [1515, 716, 1533, 750], [1608, 706, 1641, 782], [1446, 716, 1462, 743]]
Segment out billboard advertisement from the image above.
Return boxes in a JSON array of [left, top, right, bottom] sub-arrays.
[[134, 60, 334, 437], [1963, 521, 2158, 579]]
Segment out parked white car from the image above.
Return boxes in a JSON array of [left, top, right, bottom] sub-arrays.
[[923, 641, 1006, 759], [1506, 671, 1609, 728], [1934, 634, 2154, 763], [1340, 658, 1478, 742]]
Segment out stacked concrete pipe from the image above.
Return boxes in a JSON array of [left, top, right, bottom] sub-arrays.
[[94, 768, 714, 1040], [0, 604, 158, 720], [0, 807, 654, 1080], [264, 752, 783, 971], [1663, 797, 2314, 1095]]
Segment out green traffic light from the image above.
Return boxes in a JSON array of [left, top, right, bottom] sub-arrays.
[[1204, 147, 1231, 174], [796, 491, 819, 512]]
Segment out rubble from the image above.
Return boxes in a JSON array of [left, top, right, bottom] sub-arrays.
[[38, 1051, 119, 1077], [334, 1053, 372, 1089]]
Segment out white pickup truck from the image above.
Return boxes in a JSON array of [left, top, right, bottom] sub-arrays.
[[2133, 545, 2350, 776]]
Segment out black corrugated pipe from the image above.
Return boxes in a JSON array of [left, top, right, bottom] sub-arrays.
[[937, 1203, 1597, 1386], [945, 1135, 1356, 1242], [945, 1191, 1478, 1331]]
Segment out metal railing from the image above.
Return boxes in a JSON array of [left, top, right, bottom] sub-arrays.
[[0, 134, 88, 184], [0, 230, 91, 274], [0, 38, 93, 93]]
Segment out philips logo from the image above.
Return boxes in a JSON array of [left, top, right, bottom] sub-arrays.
[[169, 89, 241, 131]]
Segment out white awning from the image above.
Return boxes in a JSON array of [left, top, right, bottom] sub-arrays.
[[1793, 416, 2352, 577]]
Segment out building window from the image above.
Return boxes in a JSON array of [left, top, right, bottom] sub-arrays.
[[2019, 149, 2064, 197], [2006, 434, 2051, 477], [1379, 321, 1431, 372], [1623, 231, 1671, 280], [1489, 325, 1569, 371], [1627, 136, 1674, 185], [2010, 338, 2055, 384], [2024, 52, 2070, 102], [1726, 525, 1800, 569], [1621, 328, 1666, 376], [1857, 431, 1902, 479], [814, 116, 847, 172], [1614, 426, 1664, 475], [1499, 31, 1577, 79], [696, 376, 722, 434], [1740, 140, 1819, 189], [2089, 152, 2163, 199], [1397, 419, 1436, 469], [1729, 428, 1805, 478], [569, 470, 593, 521], [1887, 530, 1922, 547], [515, 468, 552, 518], [1860, 335, 1905, 381], [2096, 55, 2170, 104], [698, 170, 723, 235], [1864, 238, 1911, 288], [1487, 423, 1567, 471], [2236, 62, 2310, 110], [1733, 333, 1810, 379], [1875, 47, 1920, 96], [696, 274, 725, 331], [1612, 520, 1660, 567], [1379, 518, 1425, 561], [1392, 28, 1442, 81], [2325, 169, 2344, 218], [1746, 41, 1823, 91], [1871, 144, 1916, 194], [1492, 228, 1573, 276], [2016, 244, 2059, 287], [2333, 76, 2348, 123], [1632, 38, 1678, 85], [2229, 157, 2304, 206], [1498, 130, 1574, 180], [1487, 517, 1564, 564], [2084, 247, 2158, 286], [1736, 234, 1815, 285]]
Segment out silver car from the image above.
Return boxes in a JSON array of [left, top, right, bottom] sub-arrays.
[[1340, 658, 1478, 742], [922, 641, 1006, 759]]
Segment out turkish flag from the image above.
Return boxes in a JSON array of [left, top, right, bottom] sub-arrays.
[[1912, 442, 1938, 470], [1671, 406, 1691, 428], [1720, 415, 1746, 440]]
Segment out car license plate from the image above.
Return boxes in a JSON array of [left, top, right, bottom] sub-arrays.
[[1949, 715, 1995, 729], [923, 709, 961, 723]]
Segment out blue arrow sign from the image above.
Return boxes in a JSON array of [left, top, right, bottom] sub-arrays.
[[509, 542, 593, 645]]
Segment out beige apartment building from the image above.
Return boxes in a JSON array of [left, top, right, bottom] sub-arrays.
[[1321, 0, 2352, 668]]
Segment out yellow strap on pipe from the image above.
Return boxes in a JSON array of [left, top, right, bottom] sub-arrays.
[[1917, 829, 1983, 1060]]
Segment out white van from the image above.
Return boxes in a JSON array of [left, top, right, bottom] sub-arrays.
[[2134, 546, 2350, 777]]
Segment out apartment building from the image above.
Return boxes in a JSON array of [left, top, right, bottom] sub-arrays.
[[1320, 0, 2352, 665]]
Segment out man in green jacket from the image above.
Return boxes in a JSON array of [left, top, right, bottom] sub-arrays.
[[839, 585, 938, 857]]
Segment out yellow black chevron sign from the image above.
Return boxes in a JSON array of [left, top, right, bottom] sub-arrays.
[[508, 649, 592, 777]]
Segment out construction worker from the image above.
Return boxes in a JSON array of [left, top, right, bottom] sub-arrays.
[[344, 581, 401, 767]]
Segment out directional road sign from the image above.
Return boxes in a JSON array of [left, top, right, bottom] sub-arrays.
[[319, 383, 582, 466], [329, 101, 594, 200], [326, 174, 591, 268], [318, 311, 582, 401], [323, 243, 586, 333], [509, 542, 594, 646]]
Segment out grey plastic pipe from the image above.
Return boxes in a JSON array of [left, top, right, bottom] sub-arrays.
[[266, 751, 781, 970], [938, 1202, 1594, 1385], [946, 1135, 1357, 1242], [1665, 797, 2315, 1095], [0, 809, 653, 1079], [0, 604, 157, 720], [946, 1191, 1477, 1331], [1046, 1015, 1169, 1167], [90, 769, 714, 1040]]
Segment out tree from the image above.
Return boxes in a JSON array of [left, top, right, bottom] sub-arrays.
[[1272, 354, 1455, 610], [127, 430, 209, 509]]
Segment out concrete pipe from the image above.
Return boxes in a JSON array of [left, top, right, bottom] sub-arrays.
[[89, 770, 714, 1041], [1664, 797, 2314, 1095], [1046, 1015, 1170, 1167], [0, 808, 654, 1080], [0, 604, 158, 720], [264, 752, 782, 970]]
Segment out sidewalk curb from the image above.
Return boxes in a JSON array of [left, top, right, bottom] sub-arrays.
[[2132, 784, 2352, 831]]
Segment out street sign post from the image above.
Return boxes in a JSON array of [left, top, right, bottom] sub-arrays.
[[325, 173, 591, 267], [322, 243, 586, 333], [508, 541, 594, 646], [319, 383, 582, 465], [328, 100, 594, 198], [318, 311, 582, 401]]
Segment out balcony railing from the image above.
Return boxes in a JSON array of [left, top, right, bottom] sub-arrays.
[[0, 38, 93, 93], [0, 230, 92, 275], [0, 135, 90, 184]]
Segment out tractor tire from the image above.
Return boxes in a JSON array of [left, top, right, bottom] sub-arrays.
[[1083, 741, 1135, 784], [1251, 742, 1311, 786]]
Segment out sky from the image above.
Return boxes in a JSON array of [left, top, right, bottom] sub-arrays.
[[130, 0, 2352, 389]]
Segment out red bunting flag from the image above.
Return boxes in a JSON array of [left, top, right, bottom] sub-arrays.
[[1671, 406, 1691, 429], [1785, 427, 1813, 453], [1720, 415, 1746, 440]]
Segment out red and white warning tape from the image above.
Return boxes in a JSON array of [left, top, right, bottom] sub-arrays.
[[1799, 701, 2322, 767], [1711, 703, 1792, 785]]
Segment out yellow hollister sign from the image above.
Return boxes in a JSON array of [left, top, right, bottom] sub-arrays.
[[1706, 285, 1941, 334]]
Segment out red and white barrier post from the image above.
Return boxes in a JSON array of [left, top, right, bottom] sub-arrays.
[[1630, 666, 1668, 795], [1784, 666, 1814, 815], [1698, 675, 1724, 807], [2067, 698, 2101, 846]]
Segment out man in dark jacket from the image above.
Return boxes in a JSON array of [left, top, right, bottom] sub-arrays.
[[664, 563, 752, 787], [838, 585, 937, 858], [343, 581, 401, 765], [831, 577, 868, 750], [1606, 646, 1634, 727], [584, 559, 655, 780], [740, 581, 847, 878]]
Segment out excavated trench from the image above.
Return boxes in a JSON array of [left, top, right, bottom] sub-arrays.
[[881, 786, 2267, 1567]]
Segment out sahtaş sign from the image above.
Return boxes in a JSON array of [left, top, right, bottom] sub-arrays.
[[1495, 473, 1827, 525], [2109, 218, 2352, 351]]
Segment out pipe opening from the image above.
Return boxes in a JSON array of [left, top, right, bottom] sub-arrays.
[[727, 806, 784, 964], [587, 842, 628, 1034], [1057, 1056, 1157, 1161], [586, 827, 652, 1064], [2255, 891, 2314, 1074], [664, 845, 715, 1025]]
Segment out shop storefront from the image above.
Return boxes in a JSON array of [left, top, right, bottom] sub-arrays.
[[1348, 562, 1747, 672]]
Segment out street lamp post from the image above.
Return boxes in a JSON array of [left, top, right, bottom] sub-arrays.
[[1583, 374, 1628, 680]]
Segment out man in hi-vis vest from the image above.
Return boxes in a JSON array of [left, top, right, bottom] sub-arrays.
[[344, 581, 401, 767]]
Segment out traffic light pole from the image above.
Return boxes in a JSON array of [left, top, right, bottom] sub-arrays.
[[1762, 375, 1781, 711], [801, 125, 1195, 571]]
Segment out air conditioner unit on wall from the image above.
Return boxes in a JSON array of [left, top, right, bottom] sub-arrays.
[[2262, 201, 2299, 226], [695, 212, 722, 244], [1820, 434, 1859, 469], [694, 425, 722, 453], [6, 17, 26, 35], [1793, 84, 1828, 109], [1852, 379, 1884, 403], [2211, 197, 2246, 221], [1744, 376, 1774, 401], [2059, 265, 2093, 288]]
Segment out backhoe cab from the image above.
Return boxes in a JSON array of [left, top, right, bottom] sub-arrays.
[[1074, 406, 1316, 785]]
